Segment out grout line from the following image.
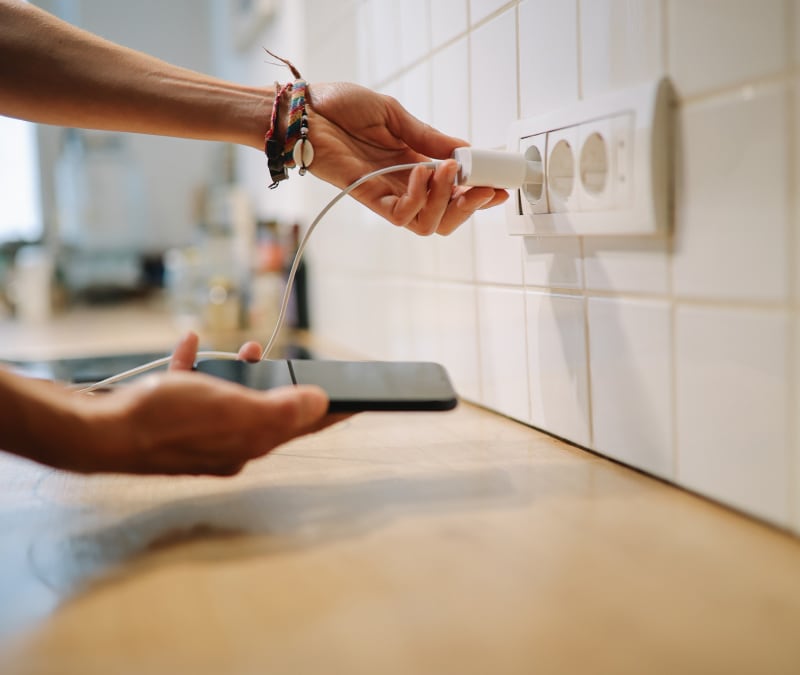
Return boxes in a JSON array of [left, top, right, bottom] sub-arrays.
[[661, 0, 670, 75], [784, 0, 798, 529], [579, 236, 595, 447], [324, 268, 799, 310], [676, 70, 796, 107], [518, 1, 534, 425]]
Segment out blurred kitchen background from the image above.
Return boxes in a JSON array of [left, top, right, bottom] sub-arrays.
[[1, 0, 799, 534]]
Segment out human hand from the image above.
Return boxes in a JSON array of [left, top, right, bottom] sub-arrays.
[[64, 333, 340, 476], [307, 82, 508, 236]]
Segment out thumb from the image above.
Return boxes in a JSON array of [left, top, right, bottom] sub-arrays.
[[264, 385, 330, 432]]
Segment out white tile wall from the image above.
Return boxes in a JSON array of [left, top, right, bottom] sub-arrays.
[[526, 291, 590, 446], [518, 0, 579, 118], [583, 237, 670, 296], [676, 305, 791, 526], [436, 218, 476, 282], [470, 0, 511, 25], [792, 315, 799, 533], [407, 280, 441, 361], [474, 204, 524, 285], [399, 0, 431, 67], [469, 8, 518, 148], [437, 284, 482, 402], [673, 83, 790, 303], [795, 1, 800, 67], [284, 0, 800, 530], [477, 286, 530, 421], [668, 0, 788, 99], [795, 77, 800, 304], [399, 61, 431, 128], [365, 0, 402, 83], [431, 37, 470, 143], [522, 236, 582, 290], [588, 297, 674, 479], [430, 0, 469, 48], [579, 0, 664, 98]]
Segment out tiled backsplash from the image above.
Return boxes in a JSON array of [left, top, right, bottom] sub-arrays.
[[273, 1, 799, 531]]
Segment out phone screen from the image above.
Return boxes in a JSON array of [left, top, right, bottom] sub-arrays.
[[195, 360, 459, 412]]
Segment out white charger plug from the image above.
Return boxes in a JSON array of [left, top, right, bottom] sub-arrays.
[[451, 147, 543, 190]]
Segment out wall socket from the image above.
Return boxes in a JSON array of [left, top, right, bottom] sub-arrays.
[[506, 78, 674, 237]]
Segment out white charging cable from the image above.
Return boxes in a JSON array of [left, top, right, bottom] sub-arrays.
[[76, 149, 542, 394]]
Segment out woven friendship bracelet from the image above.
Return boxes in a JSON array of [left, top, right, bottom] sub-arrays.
[[265, 81, 294, 188], [262, 50, 314, 187], [282, 79, 312, 173]]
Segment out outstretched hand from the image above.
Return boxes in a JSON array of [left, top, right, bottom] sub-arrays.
[[58, 333, 344, 476], [307, 82, 508, 236]]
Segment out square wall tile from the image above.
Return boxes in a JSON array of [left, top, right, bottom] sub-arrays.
[[367, 0, 403, 84], [580, 0, 664, 99], [400, 61, 431, 127], [668, 0, 789, 99], [522, 236, 582, 290], [470, 0, 510, 25], [477, 286, 530, 421], [432, 37, 470, 142], [588, 297, 674, 479], [437, 284, 481, 402], [436, 218, 476, 282], [518, 0, 578, 118], [583, 237, 670, 296], [676, 305, 791, 527], [474, 204, 524, 285], [431, 0, 468, 48], [526, 292, 591, 446], [469, 8, 518, 148], [406, 228, 439, 278], [400, 0, 431, 67], [379, 280, 415, 360], [407, 280, 442, 361], [673, 83, 790, 303]]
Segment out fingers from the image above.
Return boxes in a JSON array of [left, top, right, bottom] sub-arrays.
[[386, 163, 432, 226], [393, 162, 509, 236], [435, 186, 509, 236], [168, 331, 199, 371], [237, 341, 263, 362], [412, 161, 459, 236]]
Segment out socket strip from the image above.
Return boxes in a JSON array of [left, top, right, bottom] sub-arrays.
[[505, 78, 674, 236]]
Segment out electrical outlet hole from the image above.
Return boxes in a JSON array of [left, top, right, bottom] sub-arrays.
[[579, 132, 609, 195], [548, 139, 574, 200]]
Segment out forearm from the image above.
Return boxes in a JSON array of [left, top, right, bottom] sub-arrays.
[[0, 0, 271, 149]]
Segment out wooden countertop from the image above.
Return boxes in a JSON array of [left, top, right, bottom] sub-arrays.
[[2, 305, 800, 673]]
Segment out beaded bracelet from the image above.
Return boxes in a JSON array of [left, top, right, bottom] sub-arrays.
[[281, 79, 314, 176]]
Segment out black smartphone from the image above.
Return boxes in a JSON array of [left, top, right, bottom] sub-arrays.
[[194, 359, 459, 413]]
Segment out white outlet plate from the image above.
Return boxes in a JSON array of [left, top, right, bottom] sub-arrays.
[[506, 78, 674, 237]]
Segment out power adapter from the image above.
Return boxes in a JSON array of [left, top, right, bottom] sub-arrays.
[[451, 147, 543, 190]]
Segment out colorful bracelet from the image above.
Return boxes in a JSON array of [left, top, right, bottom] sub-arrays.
[[262, 51, 314, 188], [264, 81, 293, 188]]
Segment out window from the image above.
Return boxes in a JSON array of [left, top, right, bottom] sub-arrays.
[[0, 116, 43, 243]]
